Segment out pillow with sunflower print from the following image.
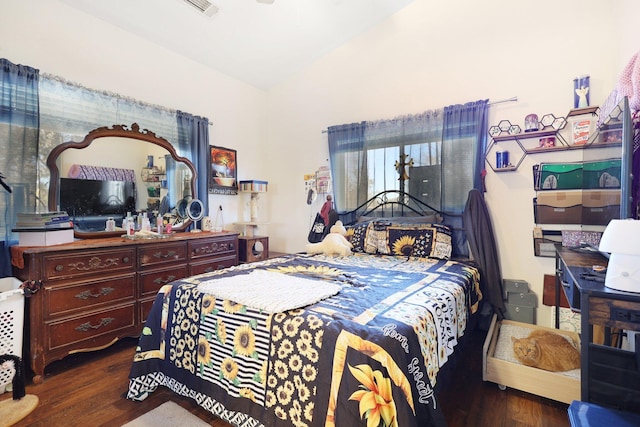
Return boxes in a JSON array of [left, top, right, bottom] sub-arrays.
[[382, 223, 453, 260]]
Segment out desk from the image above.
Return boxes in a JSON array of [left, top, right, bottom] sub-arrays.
[[555, 246, 640, 412]]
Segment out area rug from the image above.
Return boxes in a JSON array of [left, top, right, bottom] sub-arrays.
[[122, 401, 210, 427]]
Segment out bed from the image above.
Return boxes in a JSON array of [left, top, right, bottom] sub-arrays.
[[127, 191, 488, 427]]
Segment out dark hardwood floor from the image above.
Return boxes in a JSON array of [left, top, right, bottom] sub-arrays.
[[2, 327, 571, 427]]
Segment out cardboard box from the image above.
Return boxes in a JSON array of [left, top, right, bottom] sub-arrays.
[[483, 315, 580, 404], [17, 228, 74, 246]]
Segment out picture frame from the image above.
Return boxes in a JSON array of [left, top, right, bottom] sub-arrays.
[[209, 146, 238, 195]]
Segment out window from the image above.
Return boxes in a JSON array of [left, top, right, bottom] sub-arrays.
[[327, 101, 488, 257]]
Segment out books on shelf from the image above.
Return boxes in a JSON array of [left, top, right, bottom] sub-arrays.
[[239, 180, 268, 193]]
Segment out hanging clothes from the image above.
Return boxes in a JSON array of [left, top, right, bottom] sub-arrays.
[[463, 188, 506, 319]]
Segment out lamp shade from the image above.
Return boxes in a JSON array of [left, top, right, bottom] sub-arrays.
[[599, 219, 640, 292]]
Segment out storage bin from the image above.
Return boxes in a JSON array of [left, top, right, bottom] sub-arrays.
[[533, 159, 621, 191], [582, 159, 621, 189], [0, 277, 24, 393], [582, 189, 620, 225], [505, 291, 537, 324], [534, 191, 583, 224], [483, 315, 581, 404], [503, 279, 529, 295], [534, 162, 583, 190]]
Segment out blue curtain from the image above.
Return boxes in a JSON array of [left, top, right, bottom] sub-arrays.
[[441, 99, 489, 257], [0, 59, 39, 277], [327, 122, 366, 212], [442, 99, 489, 208], [177, 111, 210, 217]]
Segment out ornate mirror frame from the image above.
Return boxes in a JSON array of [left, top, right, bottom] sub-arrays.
[[47, 123, 198, 238]]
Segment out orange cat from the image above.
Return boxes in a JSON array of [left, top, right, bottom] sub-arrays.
[[511, 330, 580, 372]]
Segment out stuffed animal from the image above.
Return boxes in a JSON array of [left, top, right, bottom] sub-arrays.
[[306, 220, 353, 256]]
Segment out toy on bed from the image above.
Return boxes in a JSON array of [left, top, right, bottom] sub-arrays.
[[305, 220, 353, 256]]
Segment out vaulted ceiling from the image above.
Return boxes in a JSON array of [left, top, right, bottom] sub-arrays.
[[60, 0, 415, 90]]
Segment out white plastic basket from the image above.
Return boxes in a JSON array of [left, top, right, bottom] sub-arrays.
[[0, 277, 24, 393]]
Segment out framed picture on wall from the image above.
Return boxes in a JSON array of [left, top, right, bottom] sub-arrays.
[[209, 146, 238, 195]]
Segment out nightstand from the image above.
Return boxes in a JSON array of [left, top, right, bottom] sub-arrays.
[[238, 235, 269, 263]]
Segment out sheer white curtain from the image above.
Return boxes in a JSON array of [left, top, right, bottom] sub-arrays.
[[37, 74, 179, 209]]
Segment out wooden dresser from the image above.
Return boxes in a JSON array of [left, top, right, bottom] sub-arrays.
[[11, 231, 238, 383]]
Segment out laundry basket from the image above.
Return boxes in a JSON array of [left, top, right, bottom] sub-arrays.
[[0, 277, 24, 393]]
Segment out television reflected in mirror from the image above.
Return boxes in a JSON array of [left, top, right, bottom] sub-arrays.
[[59, 178, 136, 232]]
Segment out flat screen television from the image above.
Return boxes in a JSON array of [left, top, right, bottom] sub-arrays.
[[59, 178, 136, 230]]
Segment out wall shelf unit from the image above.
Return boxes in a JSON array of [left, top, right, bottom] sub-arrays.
[[529, 97, 635, 256], [485, 106, 605, 172]]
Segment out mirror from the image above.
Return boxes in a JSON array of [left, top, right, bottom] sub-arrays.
[[47, 123, 198, 238], [186, 198, 205, 232]]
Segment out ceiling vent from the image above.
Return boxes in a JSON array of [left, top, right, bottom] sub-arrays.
[[182, 0, 219, 17]]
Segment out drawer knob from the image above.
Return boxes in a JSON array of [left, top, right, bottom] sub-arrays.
[[75, 287, 115, 300], [75, 317, 115, 332], [55, 264, 64, 272], [122, 256, 130, 264]]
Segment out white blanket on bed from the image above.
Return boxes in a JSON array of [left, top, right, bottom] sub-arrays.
[[198, 270, 341, 313]]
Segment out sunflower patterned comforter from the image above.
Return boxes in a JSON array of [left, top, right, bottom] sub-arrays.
[[127, 252, 481, 427]]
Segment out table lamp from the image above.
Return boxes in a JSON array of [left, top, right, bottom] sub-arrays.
[[598, 219, 640, 293]]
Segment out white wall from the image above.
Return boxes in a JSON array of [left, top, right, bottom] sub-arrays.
[[0, 0, 268, 225], [265, 0, 640, 326]]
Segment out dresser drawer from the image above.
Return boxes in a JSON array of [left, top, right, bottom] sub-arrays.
[[139, 265, 188, 297], [138, 242, 188, 268], [45, 273, 136, 317], [189, 236, 237, 262], [43, 248, 135, 281], [190, 255, 237, 276], [46, 304, 136, 351]]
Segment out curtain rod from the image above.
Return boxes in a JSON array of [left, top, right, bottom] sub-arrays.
[[320, 96, 518, 133], [489, 96, 518, 105]]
